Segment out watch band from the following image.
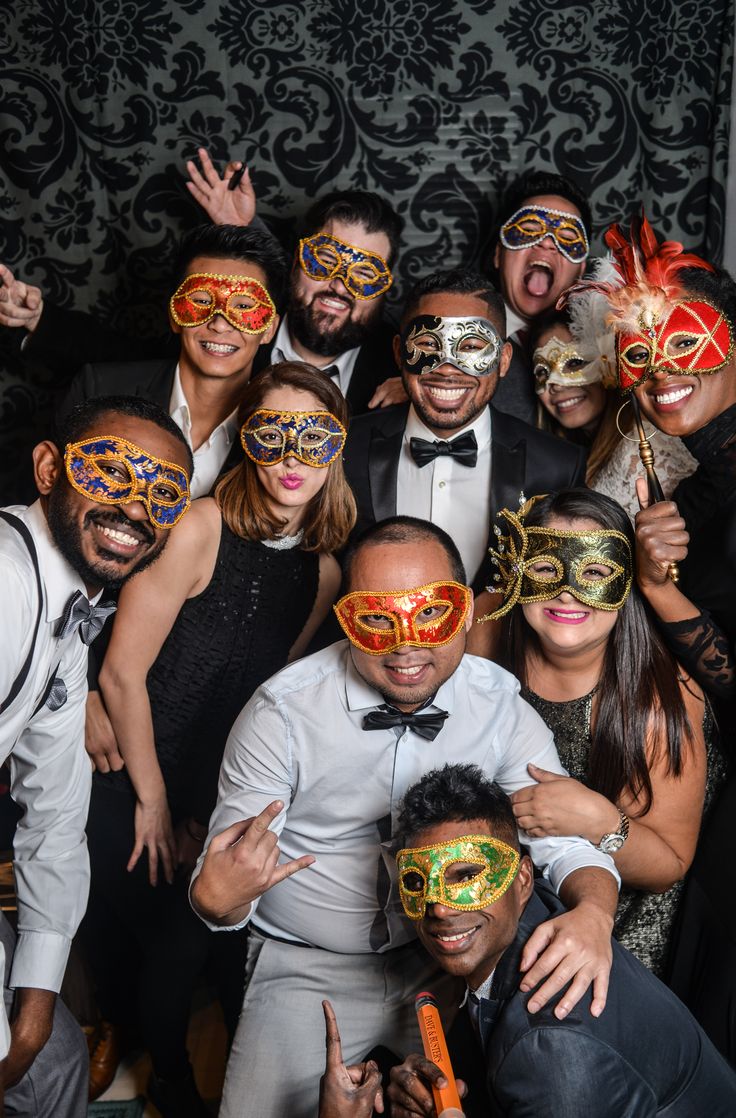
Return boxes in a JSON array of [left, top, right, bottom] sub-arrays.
[[595, 810, 630, 852]]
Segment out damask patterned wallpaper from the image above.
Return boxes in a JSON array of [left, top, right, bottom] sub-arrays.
[[0, 0, 732, 498]]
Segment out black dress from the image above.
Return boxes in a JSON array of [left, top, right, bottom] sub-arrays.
[[80, 523, 320, 1082], [523, 686, 725, 978], [655, 405, 736, 1062]]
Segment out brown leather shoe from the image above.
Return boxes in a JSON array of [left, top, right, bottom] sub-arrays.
[[88, 1019, 121, 1101]]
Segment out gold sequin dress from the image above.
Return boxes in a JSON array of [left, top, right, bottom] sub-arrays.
[[522, 686, 725, 977]]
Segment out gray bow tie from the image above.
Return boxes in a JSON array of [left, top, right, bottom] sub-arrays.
[[55, 591, 116, 645]]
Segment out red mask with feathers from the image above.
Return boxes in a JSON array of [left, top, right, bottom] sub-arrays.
[[563, 217, 734, 391]]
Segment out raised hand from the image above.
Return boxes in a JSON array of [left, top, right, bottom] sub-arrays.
[[185, 146, 257, 227], [318, 1000, 384, 1118], [190, 800, 315, 925], [634, 477, 689, 592], [0, 263, 44, 332]]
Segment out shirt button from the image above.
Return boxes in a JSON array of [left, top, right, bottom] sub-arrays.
[[438, 480, 446, 489]]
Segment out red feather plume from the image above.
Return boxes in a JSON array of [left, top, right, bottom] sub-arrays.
[[560, 214, 713, 334]]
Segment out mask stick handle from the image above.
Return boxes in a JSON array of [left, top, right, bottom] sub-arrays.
[[630, 393, 679, 584]]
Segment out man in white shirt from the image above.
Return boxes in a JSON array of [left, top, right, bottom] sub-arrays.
[[190, 516, 618, 1118], [0, 394, 193, 1116], [58, 223, 287, 498]]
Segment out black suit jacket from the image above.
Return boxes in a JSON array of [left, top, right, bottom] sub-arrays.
[[458, 883, 736, 1116], [490, 338, 537, 427], [343, 403, 586, 587], [252, 318, 398, 416], [57, 356, 246, 476]]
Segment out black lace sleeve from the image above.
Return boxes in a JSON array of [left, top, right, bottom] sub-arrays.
[[659, 609, 735, 700]]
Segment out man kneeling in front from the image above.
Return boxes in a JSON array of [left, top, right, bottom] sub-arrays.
[[387, 764, 736, 1118]]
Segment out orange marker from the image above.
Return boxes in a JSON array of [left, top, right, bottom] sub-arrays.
[[415, 991, 463, 1114]]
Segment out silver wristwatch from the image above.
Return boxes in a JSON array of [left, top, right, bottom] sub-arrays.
[[595, 811, 630, 854]]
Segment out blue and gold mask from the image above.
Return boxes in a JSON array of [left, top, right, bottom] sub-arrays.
[[500, 206, 589, 264], [240, 409, 347, 468], [64, 436, 191, 528], [298, 233, 393, 300]]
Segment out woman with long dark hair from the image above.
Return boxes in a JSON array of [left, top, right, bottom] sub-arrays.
[[83, 361, 356, 1116], [488, 488, 724, 975]]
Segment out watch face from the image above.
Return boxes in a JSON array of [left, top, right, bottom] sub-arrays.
[[599, 833, 625, 854]]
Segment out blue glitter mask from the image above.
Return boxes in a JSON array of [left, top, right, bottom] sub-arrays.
[[500, 206, 589, 264], [64, 436, 191, 528], [298, 233, 393, 300], [240, 409, 347, 468]]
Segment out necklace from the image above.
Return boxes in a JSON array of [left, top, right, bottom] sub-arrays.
[[261, 528, 305, 550]]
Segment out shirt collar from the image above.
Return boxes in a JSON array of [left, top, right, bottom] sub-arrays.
[[24, 500, 92, 623], [169, 365, 240, 447], [343, 640, 459, 716], [504, 303, 527, 340], [273, 315, 358, 379], [405, 404, 491, 452]]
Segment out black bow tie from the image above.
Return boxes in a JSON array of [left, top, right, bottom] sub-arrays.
[[409, 431, 478, 469], [55, 591, 116, 645], [362, 705, 449, 741]]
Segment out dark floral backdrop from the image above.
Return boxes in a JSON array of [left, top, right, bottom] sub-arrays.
[[0, 0, 732, 499]]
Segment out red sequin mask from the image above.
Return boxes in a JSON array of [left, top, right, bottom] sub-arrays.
[[169, 272, 276, 334], [617, 299, 734, 391], [334, 581, 471, 656]]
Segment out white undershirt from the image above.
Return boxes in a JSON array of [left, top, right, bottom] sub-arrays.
[[396, 406, 492, 582], [271, 315, 360, 398], [168, 365, 240, 498]]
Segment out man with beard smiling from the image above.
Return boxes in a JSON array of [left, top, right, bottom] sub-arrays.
[[490, 171, 592, 426], [343, 269, 586, 649], [0, 394, 192, 1117], [184, 150, 405, 412]]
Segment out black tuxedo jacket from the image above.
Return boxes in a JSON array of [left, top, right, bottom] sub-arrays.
[[343, 403, 586, 587], [449, 883, 736, 1116], [56, 357, 243, 475], [252, 319, 398, 416]]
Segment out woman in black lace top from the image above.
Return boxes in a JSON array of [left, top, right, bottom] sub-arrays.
[[494, 490, 722, 978], [84, 362, 356, 1114], [630, 262, 736, 1060]]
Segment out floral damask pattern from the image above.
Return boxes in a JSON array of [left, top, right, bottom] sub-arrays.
[[0, 0, 732, 501]]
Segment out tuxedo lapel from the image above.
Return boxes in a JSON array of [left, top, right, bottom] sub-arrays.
[[490, 408, 528, 518], [368, 406, 407, 521]]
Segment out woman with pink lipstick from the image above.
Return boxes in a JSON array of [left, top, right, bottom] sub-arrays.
[[484, 488, 724, 978], [82, 361, 355, 1116]]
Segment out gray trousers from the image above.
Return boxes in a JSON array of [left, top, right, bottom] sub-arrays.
[[218, 929, 462, 1118], [0, 913, 88, 1118]]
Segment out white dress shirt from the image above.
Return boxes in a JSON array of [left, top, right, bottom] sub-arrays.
[[396, 406, 493, 582], [271, 315, 360, 399], [504, 303, 528, 341], [195, 643, 617, 953], [0, 501, 94, 999], [168, 366, 240, 498]]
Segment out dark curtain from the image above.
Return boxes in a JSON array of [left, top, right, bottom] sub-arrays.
[[0, 0, 732, 500]]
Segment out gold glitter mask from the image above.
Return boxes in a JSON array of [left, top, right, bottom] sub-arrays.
[[533, 336, 601, 393], [483, 507, 633, 619], [397, 834, 520, 920]]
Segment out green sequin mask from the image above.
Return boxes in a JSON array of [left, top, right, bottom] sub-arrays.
[[396, 834, 520, 920]]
